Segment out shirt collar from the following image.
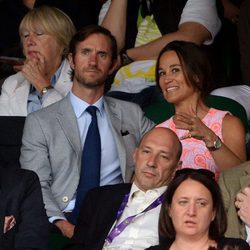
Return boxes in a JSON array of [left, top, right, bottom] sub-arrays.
[[69, 91, 104, 118], [128, 182, 167, 203], [50, 60, 65, 86]]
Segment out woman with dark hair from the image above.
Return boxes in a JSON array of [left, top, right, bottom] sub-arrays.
[[147, 168, 250, 250], [156, 40, 246, 179]]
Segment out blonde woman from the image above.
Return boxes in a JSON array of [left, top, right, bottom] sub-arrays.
[[0, 6, 76, 116]]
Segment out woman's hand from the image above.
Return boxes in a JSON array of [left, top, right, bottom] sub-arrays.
[[21, 53, 51, 93], [173, 105, 217, 147]]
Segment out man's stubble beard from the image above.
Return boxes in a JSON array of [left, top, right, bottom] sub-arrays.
[[74, 72, 105, 89]]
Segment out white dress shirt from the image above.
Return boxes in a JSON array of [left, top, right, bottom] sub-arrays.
[[103, 183, 167, 250], [246, 225, 250, 245]]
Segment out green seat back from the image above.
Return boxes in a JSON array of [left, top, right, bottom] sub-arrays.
[[143, 95, 248, 132], [49, 233, 70, 250]]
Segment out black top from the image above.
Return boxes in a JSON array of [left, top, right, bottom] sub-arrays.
[[146, 237, 250, 250]]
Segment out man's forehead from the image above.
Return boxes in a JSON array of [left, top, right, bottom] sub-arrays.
[[140, 143, 173, 154], [78, 34, 110, 48], [139, 131, 178, 153]]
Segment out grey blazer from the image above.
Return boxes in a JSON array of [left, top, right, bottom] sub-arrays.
[[218, 161, 250, 239], [20, 95, 154, 218]]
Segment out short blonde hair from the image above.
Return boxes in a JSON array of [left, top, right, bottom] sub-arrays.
[[19, 6, 76, 56]]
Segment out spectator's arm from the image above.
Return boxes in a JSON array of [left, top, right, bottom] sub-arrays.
[[100, 0, 127, 51], [126, 21, 211, 60], [15, 171, 49, 249]]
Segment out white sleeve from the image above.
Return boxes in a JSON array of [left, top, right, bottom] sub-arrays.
[[246, 224, 250, 245], [98, 0, 111, 25], [180, 0, 221, 45]]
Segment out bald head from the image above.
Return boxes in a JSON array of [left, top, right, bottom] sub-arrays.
[[139, 127, 182, 161], [133, 127, 182, 191]]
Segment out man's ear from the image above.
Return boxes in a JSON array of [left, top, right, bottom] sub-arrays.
[[133, 148, 138, 164], [177, 161, 182, 170], [68, 53, 75, 70], [108, 58, 119, 75], [171, 161, 182, 179]]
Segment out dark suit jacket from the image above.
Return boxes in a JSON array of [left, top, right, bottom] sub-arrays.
[[65, 184, 131, 250], [0, 166, 49, 250]]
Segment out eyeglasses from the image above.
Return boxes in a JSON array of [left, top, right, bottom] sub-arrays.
[[174, 168, 215, 180]]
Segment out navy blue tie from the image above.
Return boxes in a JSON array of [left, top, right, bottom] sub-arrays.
[[71, 106, 101, 223]]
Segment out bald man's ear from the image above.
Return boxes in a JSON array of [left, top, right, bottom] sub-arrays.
[[171, 161, 182, 179], [177, 161, 182, 169], [133, 148, 138, 164]]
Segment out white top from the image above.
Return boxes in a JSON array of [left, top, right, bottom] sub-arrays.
[[103, 183, 167, 250], [180, 0, 221, 44], [108, 0, 221, 93], [99, 0, 221, 42], [211, 85, 250, 123], [246, 225, 250, 245], [0, 59, 72, 116]]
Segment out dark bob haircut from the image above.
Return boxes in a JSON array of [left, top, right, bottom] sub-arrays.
[[159, 168, 227, 241], [155, 41, 213, 101]]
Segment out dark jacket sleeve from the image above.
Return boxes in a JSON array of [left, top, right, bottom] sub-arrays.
[[10, 169, 49, 250], [64, 184, 131, 250]]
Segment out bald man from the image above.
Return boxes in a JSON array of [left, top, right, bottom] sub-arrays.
[[66, 127, 182, 250]]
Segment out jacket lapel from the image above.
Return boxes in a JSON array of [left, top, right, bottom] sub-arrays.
[[56, 96, 82, 163], [239, 163, 250, 188], [10, 73, 30, 116], [104, 97, 126, 179], [53, 59, 72, 96]]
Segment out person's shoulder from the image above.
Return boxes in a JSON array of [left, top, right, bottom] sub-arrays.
[[83, 183, 131, 206], [146, 244, 169, 250], [2, 71, 26, 89], [221, 161, 250, 177], [88, 183, 131, 196], [146, 246, 163, 250], [104, 96, 141, 109], [27, 95, 69, 119], [5, 167, 38, 180], [218, 237, 250, 249], [0, 166, 39, 190]]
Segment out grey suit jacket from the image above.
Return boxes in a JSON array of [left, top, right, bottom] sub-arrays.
[[20, 95, 154, 218], [218, 161, 250, 239]]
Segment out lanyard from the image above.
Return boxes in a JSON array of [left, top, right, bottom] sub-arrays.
[[105, 192, 164, 245]]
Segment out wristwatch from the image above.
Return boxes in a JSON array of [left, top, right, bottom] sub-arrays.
[[41, 86, 53, 96], [120, 50, 133, 66], [207, 136, 222, 151]]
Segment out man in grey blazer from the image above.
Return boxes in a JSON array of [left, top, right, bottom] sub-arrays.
[[218, 161, 250, 241], [20, 25, 154, 238]]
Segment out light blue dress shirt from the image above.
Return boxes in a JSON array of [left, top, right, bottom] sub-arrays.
[[69, 91, 122, 185]]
